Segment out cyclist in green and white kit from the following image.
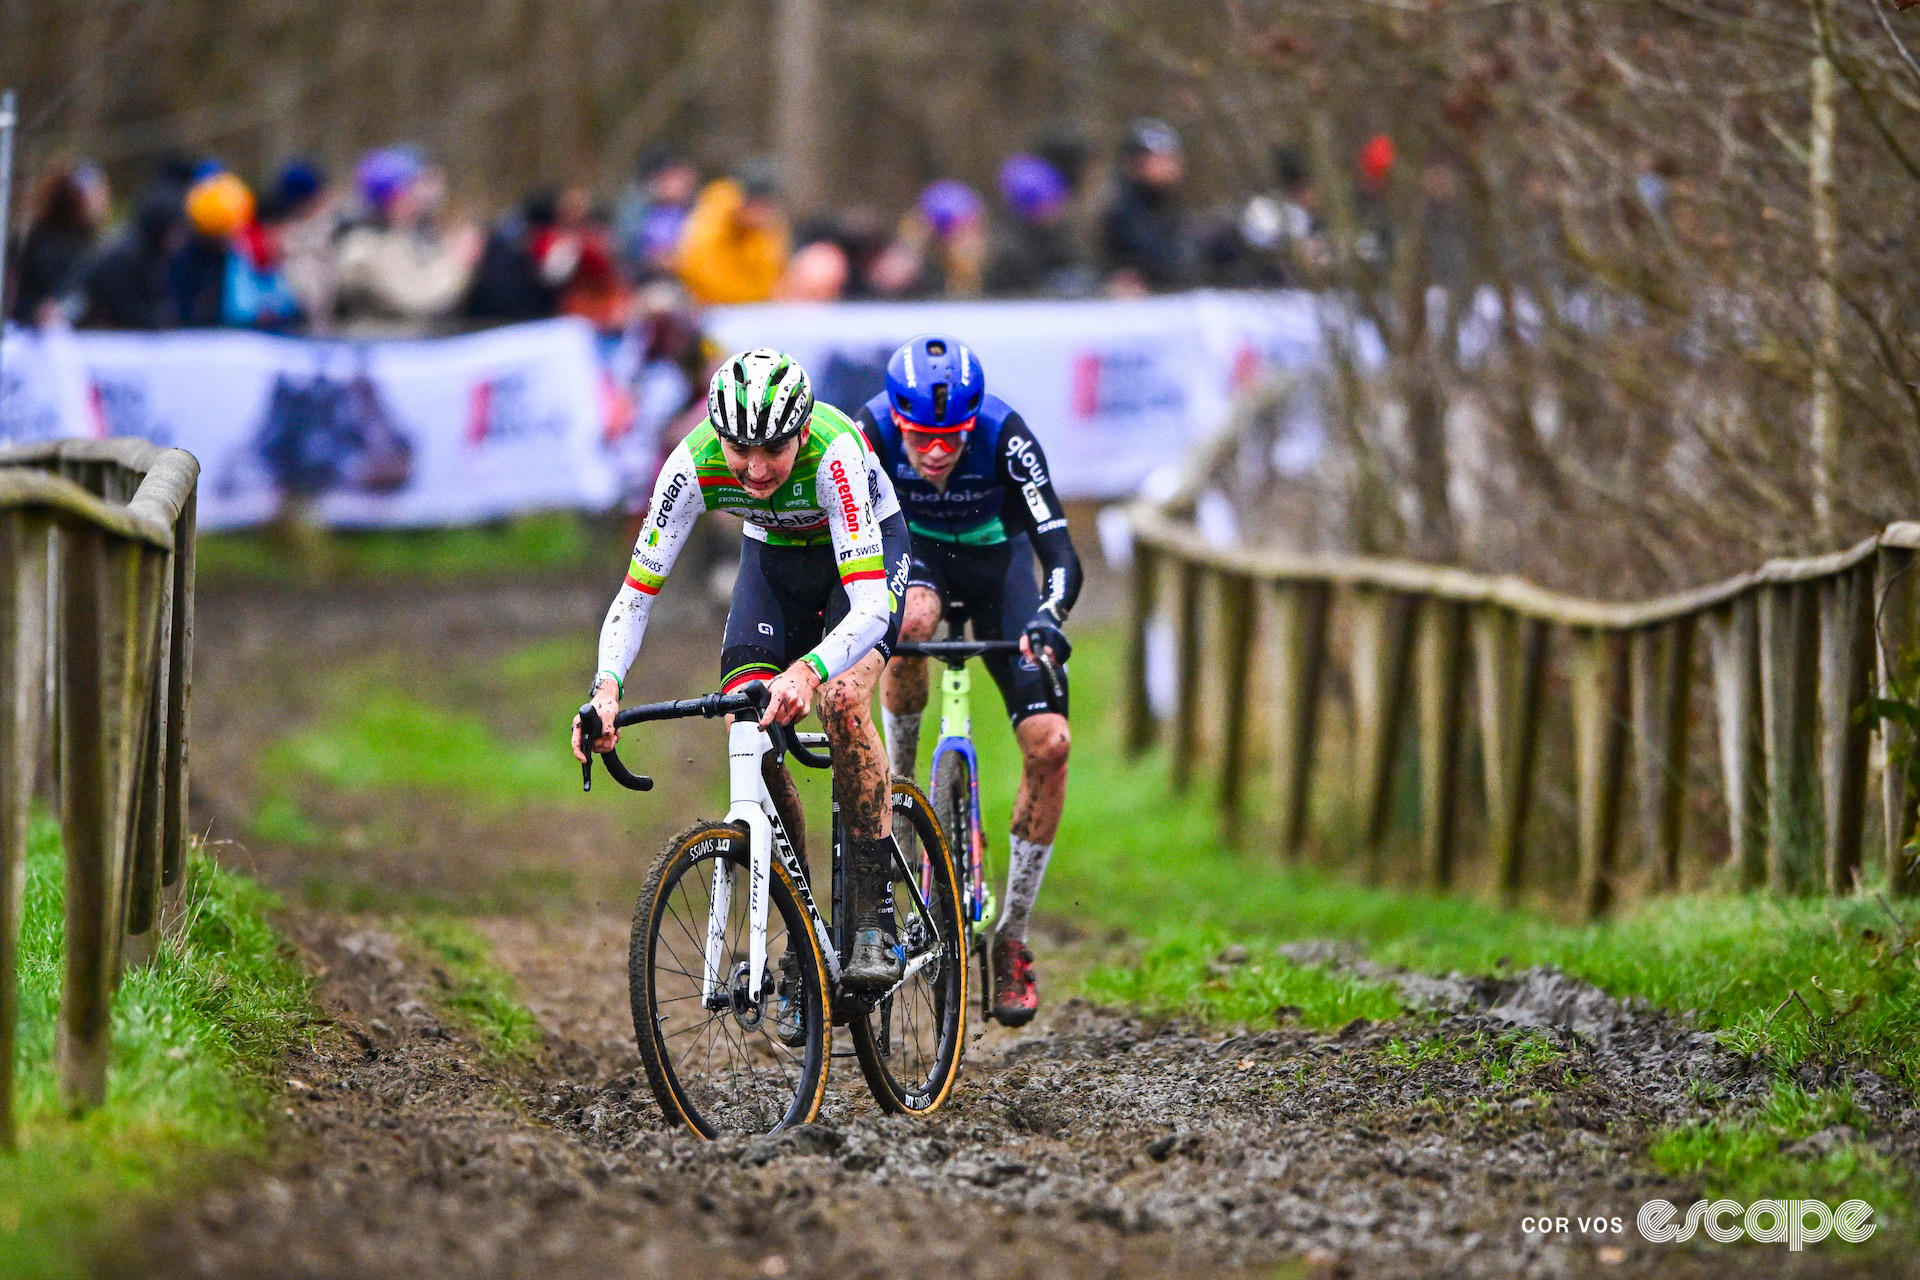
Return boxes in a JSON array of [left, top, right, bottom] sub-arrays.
[[573, 349, 913, 992]]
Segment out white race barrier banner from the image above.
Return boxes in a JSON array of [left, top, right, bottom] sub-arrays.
[[2, 291, 1359, 527], [1, 319, 616, 530], [706, 290, 1345, 499]]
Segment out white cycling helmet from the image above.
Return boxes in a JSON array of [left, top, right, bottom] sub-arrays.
[[707, 348, 813, 447]]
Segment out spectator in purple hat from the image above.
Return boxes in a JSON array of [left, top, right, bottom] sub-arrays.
[[333, 146, 480, 335], [985, 153, 1091, 297], [871, 179, 986, 299]]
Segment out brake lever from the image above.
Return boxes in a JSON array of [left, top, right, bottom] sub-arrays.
[[576, 701, 654, 792], [578, 702, 601, 792], [1037, 650, 1064, 701]]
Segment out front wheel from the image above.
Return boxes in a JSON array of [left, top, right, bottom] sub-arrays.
[[849, 779, 967, 1114], [630, 820, 830, 1137]]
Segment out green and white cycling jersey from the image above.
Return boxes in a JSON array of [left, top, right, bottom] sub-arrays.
[[595, 403, 902, 690]]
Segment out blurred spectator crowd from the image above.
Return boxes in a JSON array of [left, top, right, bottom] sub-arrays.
[[4, 117, 1357, 340]]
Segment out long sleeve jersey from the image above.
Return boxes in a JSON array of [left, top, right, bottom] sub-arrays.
[[857, 391, 1082, 625], [595, 404, 902, 689]]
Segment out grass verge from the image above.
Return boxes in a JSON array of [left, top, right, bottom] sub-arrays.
[[396, 917, 543, 1062], [1, 820, 310, 1280], [1652, 1080, 1912, 1210], [197, 511, 602, 586]]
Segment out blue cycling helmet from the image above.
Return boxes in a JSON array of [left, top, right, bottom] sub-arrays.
[[885, 334, 985, 428]]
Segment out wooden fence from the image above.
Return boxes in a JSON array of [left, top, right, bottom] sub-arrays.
[[0, 438, 198, 1145], [1125, 384, 1920, 914]]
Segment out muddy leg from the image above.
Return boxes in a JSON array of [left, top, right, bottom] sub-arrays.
[[761, 750, 808, 874], [1000, 713, 1070, 941], [881, 587, 941, 779]]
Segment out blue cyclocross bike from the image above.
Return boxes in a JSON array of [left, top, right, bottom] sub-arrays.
[[895, 606, 1060, 1024]]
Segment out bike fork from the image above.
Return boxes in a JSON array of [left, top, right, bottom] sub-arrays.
[[713, 718, 775, 1005]]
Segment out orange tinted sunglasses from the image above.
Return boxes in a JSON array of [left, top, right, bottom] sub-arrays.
[[895, 410, 976, 456]]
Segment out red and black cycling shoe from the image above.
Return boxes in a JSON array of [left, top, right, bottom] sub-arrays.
[[990, 934, 1039, 1027]]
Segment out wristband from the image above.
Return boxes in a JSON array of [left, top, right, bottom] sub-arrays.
[[802, 653, 830, 682], [593, 669, 624, 697]]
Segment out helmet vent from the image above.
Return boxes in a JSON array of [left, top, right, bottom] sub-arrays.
[[927, 339, 947, 356], [932, 383, 950, 420]]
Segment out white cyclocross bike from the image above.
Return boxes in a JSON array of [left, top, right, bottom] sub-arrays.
[[577, 681, 966, 1137]]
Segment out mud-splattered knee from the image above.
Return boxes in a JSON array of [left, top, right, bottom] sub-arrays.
[[819, 679, 872, 734], [1021, 720, 1071, 775]]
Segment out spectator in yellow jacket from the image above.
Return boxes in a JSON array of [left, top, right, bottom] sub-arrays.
[[673, 160, 789, 305]]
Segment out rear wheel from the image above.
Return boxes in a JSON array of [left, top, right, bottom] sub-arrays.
[[631, 820, 830, 1137], [849, 779, 967, 1114]]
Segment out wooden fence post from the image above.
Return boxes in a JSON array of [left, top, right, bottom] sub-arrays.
[[125, 547, 173, 939], [1760, 582, 1822, 893], [55, 523, 109, 1111], [1818, 564, 1874, 893], [56, 529, 160, 1111], [1416, 598, 1469, 889], [1350, 588, 1415, 853], [0, 512, 50, 1149], [1878, 545, 1920, 895], [1270, 580, 1329, 855], [162, 489, 195, 889], [1571, 627, 1631, 917], [1474, 608, 1548, 900], [1169, 558, 1203, 793], [1630, 618, 1695, 892], [1705, 595, 1767, 888], [1124, 540, 1157, 757], [1215, 571, 1257, 842]]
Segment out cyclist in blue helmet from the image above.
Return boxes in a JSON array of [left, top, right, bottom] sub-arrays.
[[858, 333, 1083, 1026]]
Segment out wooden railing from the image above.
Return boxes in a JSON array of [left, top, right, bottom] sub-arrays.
[[0, 438, 198, 1144], [1124, 382, 1920, 914]]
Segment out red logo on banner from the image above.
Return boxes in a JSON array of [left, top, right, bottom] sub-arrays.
[[467, 379, 493, 446], [1071, 352, 1100, 420], [1231, 342, 1260, 393]]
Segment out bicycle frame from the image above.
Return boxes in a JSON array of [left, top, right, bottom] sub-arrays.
[[928, 663, 991, 928], [583, 686, 942, 1018], [717, 719, 838, 1003]]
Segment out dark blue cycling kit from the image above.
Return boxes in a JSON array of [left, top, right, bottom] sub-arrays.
[[857, 391, 1083, 617], [858, 391, 1084, 724]]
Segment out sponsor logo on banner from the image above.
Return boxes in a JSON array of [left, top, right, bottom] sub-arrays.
[[466, 370, 567, 447], [1070, 347, 1186, 422], [234, 358, 416, 499], [92, 377, 174, 446]]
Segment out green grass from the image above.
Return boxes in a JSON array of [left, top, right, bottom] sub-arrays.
[[264, 689, 576, 809], [1, 820, 310, 1279], [1652, 1080, 1912, 1209], [197, 511, 602, 585], [1079, 932, 1401, 1028], [396, 917, 543, 1061], [954, 626, 1920, 1096], [1380, 1028, 1566, 1090]]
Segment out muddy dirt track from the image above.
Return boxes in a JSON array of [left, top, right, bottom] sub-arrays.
[[113, 575, 1920, 1280]]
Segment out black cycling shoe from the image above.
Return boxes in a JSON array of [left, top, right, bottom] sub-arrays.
[[842, 926, 903, 993], [774, 947, 806, 1047]]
